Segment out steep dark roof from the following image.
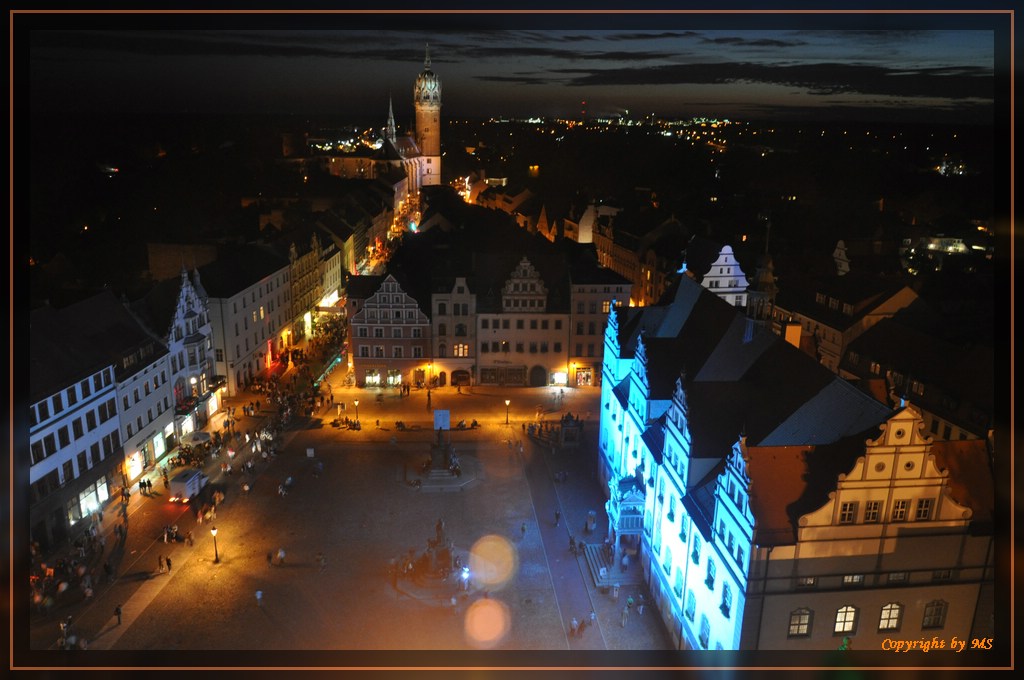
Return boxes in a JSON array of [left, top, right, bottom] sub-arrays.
[[196, 244, 289, 298], [844, 317, 993, 414], [31, 289, 168, 401], [128, 275, 182, 341], [774, 272, 913, 332]]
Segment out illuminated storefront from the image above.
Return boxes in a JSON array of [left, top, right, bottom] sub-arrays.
[[66, 477, 111, 527]]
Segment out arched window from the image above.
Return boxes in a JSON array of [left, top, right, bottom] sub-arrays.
[[438, 344, 447, 358], [878, 603, 902, 631], [834, 606, 858, 635], [438, 323, 447, 336], [922, 600, 947, 629], [698, 614, 710, 649], [788, 608, 812, 637]]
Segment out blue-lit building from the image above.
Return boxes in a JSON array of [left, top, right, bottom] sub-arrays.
[[596, 274, 994, 650]]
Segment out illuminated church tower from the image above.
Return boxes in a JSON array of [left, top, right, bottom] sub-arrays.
[[413, 45, 442, 186]]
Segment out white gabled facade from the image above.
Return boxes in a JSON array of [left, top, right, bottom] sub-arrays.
[[700, 244, 749, 308]]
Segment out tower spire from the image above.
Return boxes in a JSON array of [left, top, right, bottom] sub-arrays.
[[386, 93, 396, 143], [424, 43, 430, 69]]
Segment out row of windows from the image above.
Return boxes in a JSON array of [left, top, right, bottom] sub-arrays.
[[31, 397, 118, 465], [480, 318, 564, 331], [798, 569, 953, 589], [838, 498, 933, 524], [575, 300, 615, 314], [480, 341, 563, 354], [357, 346, 425, 359], [125, 397, 170, 439], [436, 302, 470, 316], [31, 368, 114, 427], [575, 321, 603, 336], [788, 600, 948, 638], [232, 275, 287, 314], [503, 297, 544, 309], [358, 327, 425, 339], [365, 309, 419, 321], [122, 371, 167, 411]]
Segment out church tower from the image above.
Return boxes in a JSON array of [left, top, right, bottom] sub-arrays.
[[413, 45, 442, 186]]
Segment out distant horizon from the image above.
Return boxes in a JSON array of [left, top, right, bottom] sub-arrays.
[[22, 12, 1007, 126]]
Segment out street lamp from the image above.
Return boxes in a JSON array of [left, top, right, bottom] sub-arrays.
[[211, 526, 220, 564], [505, 399, 511, 425], [353, 399, 359, 423]]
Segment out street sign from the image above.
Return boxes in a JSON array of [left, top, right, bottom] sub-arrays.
[[433, 409, 450, 431]]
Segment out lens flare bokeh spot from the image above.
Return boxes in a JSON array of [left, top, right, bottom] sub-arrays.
[[468, 534, 518, 589], [463, 597, 511, 648]]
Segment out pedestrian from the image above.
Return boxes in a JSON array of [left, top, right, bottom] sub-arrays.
[[165, 557, 172, 573], [267, 551, 273, 567], [520, 522, 526, 538], [255, 590, 264, 607], [277, 548, 286, 565], [578, 618, 587, 637], [570, 616, 579, 638], [317, 552, 327, 572], [626, 595, 634, 611], [158, 555, 166, 574], [103, 561, 113, 583], [621, 605, 629, 627], [186, 530, 194, 547], [590, 610, 597, 626], [114, 604, 122, 625], [554, 509, 561, 527]]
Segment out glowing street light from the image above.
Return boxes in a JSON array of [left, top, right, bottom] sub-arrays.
[[211, 526, 220, 564], [353, 399, 359, 423], [505, 399, 511, 425]]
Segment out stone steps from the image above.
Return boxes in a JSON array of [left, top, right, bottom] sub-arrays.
[[581, 542, 643, 588]]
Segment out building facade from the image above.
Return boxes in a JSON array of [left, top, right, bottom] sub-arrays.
[[431, 276, 476, 387], [349, 274, 431, 387], [198, 245, 293, 397], [595, 275, 993, 650], [568, 268, 631, 387], [476, 257, 570, 387]]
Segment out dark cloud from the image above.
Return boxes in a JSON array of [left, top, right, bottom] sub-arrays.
[[700, 37, 807, 48], [555, 61, 993, 100], [604, 31, 702, 41]]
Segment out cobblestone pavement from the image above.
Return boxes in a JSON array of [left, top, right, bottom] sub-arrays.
[[28, 352, 673, 659]]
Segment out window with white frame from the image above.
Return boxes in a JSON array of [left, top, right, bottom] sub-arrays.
[[834, 606, 858, 635], [878, 603, 902, 632], [838, 501, 857, 524]]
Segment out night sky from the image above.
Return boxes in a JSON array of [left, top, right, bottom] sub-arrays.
[[23, 10, 1006, 124]]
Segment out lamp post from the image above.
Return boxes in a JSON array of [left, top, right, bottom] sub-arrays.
[[353, 399, 359, 423], [211, 526, 220, 564], [505, 399, 511, 425]]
